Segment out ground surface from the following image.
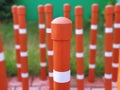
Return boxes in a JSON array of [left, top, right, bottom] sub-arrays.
[[8, 77, 117, 90]]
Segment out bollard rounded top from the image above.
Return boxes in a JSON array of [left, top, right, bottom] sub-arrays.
[[51, 17, 72, 40], [38, 5, 44, 13], [105, 5, 114, 14], [75, 6, 83, 15], [92, 4, 99, 13], [45, 4, 53, 13], [64, 3, 70, 11], [12, 5, 17, 14], [115, 3, 120, 13], [17, 5, 26, 15]]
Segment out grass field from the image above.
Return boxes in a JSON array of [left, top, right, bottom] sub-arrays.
[[0, 17, 105, 77]]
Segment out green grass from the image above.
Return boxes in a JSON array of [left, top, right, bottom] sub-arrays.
[[0, 17, 105, 77]]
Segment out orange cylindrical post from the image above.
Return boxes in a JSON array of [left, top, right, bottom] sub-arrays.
[[17, 6, 29, 90], [75, 6, 84, 90], [51, 17, 72, 90], [104, 5, 114, 90], [38, 5, 47, 80], [88, 4, 99, 83], [12, 5, 21, 81], [45, 4, 53, 90], [112, 4, 120, 86], [63, 4, 70, 19], [0, 34, 7, 90]]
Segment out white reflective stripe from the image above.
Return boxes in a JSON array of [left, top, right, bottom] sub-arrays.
[[16, 64, 21, 68], [53, 70, 70, 83], [39, 24, 45, 29], [112, 63, 118, 68], [105, 52, 112, 57], [21, 73, 29, 78], [90, 44, 96, 49], [76, 52, 83, 58], [49, 72, 53, 77], [75, 29, 83, 35], [112, 82, 117, 86], [113, 44, 120, 49], [48, 50, 53, 56], [105, 28, 113, 33], [19, 28, 27, 34], [77, 74, 84, 80], [39, 43, 46, 48], [104, 74, 112, 79], [15, 45, 20, 49], [14, 24, 19, 30], [20, 52, 28, 57], [91, 25, 97, 30], [114, 23, 120, 28], [46, 28, 52, 33], [0, 52, 4, 61], [89, 64, 96, 69], [40, 62, 47, 67]]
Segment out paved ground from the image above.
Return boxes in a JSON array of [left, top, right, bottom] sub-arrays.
[[8, 77, 117, 90]]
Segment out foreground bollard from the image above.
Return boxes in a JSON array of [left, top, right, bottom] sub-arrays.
[[88, 4, 99, 83], [38, 5, 47, 80], [12, 5, 21, 81], [17, 6, 29, 90], [75, 6, 84, 90], [63, 4, 70, 19], [104, 5, 114, 90], [0, 34, 7, 90], [51, 17, 72, 90], [45, 4, 53, 90], [112, 4, 120, 86]]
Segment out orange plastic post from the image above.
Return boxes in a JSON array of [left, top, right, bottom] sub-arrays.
[[38, 5, 47, 80], [0, 34, 7, 90], [75, 6, 84, 90], [17, 6, 29, 90], [63, 4, 70, 19], [12, 5, 21, 81], [88, 4, 99, 83], [45, 4, 53, 90], [112, 4, 120, 86], [104, 5, 114, 90], [51, 17, 72, 90]]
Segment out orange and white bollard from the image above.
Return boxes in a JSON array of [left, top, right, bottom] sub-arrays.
[[45, 4, 53, 90], [12, 5, 21, 81], [112, 4, 120, 86], [38, 5, 47, 80], [104, 5, 114, 90], [75, 6, 84, 90], [88, 4, 99, 83], [51, 17, 72, 90], [63, 4, 70, 19], [17, 6, 29, 90], [0, 34, 7, 90]]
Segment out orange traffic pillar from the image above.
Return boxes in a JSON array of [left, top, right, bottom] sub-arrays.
[[51, 17, 72, 90], [75, 6, 84, 90], [17, 6, 29, 90], [104, 5, 114, 90], [12, 5, 22, 81], [88, 4, 99, 83], [0, 34, 7, 90], [45, 4, 53, 90], [63, 4, 70, 19], [112, 4, 120, 86], [38, 5, 47, 80]]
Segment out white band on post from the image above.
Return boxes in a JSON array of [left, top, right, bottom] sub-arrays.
[[48, 50, 53, 56], [91, 25, 97, 30], [15, 45, 20, 49], [77, 74, 84, 80], [113, 44, 120, 49], [20, 52, 28, 57], [17, 64, 21, 68], [89, 64, 96, 69], [105, 28, 113, 33], [21, 73, 29, 78], [53, 70, 70, 83], [76, 52, 83, 58], [40, 62, 47, 67], [14, 24, 19, 30], [90, 44, 96, 49], [75, 29, 83, 35], [39, 43, 46, 48], [46, 28, 52, 33], [49, 72, 53, 77], [105, 52, 112, 57], [19, 28, 27, 34], [114, 23, 120, 28], [104, 74, 112, 79], [0, 52, 4, 61], [112, 63, 118, 68], [39, 24, 45, 29]]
